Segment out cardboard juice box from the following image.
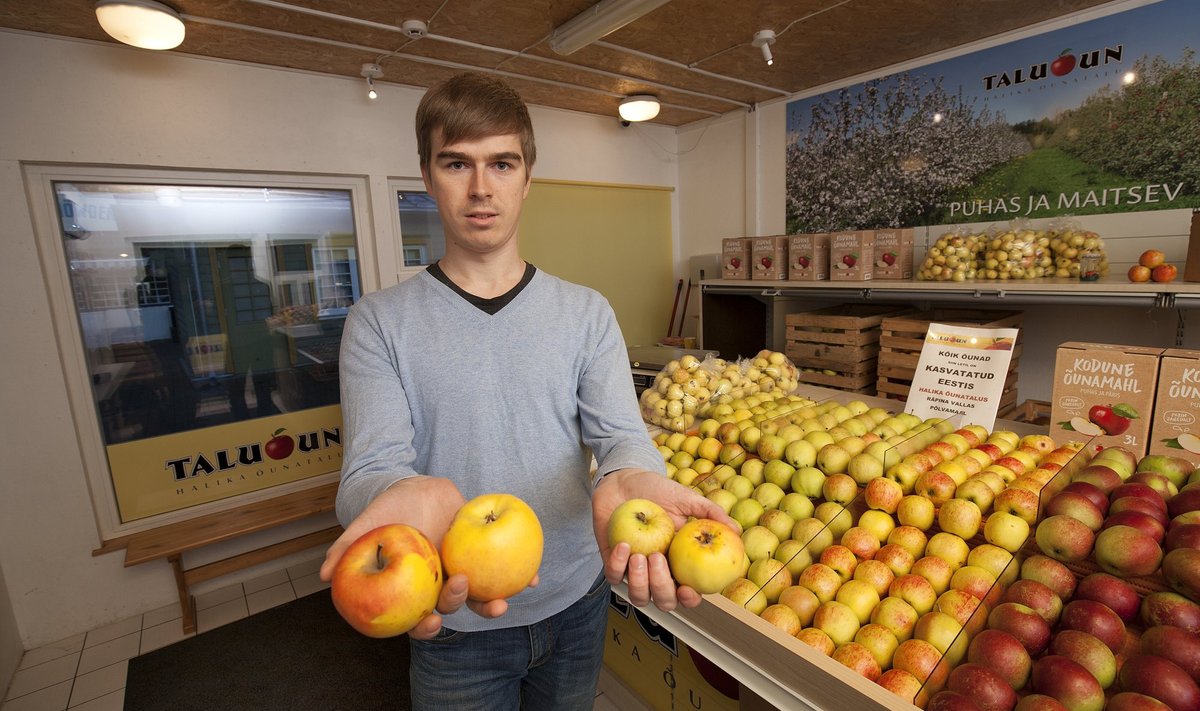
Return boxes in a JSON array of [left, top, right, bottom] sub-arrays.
[[751, 236, 789, 280], [787, 233, 829, 281], [721, 238, 752, 279], [1049, 342, 1164, 457], [830, 230, 874, 281], [873, 228, 914, 280], [1149, 348, 1200, 461]]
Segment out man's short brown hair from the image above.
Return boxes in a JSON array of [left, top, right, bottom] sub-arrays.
[[416, 73, 536, 171]]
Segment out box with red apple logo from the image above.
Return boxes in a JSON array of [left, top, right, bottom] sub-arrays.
[[872, 228, 914, 280], [721, 238, 752, 280], [787, 233, 829, 281], [1149, 348, 1200, 459], [750, 236, 789, 281], [829, 230, 874, 280], [1049, 341, 1165, 458]]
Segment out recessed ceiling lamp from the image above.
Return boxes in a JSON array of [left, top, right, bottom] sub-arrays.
[[94, 0, 185, 50], [752, 30, 776, 66], [361, 63, 383, 100], [619, 94, 660, 122], [549, 0, 672, 55]]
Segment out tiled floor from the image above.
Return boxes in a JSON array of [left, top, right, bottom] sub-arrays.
[[2, 553, 630, 711]]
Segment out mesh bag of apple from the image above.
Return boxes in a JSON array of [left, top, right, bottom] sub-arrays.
[[638, 350, 800, 433], [1047, 216, 1109, 279], [917, 229, 984, 282]]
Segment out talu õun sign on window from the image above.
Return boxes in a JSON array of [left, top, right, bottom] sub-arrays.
[[785, 0, 1200, 232]]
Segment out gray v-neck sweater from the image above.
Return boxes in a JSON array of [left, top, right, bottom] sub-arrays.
[[336, 268, 664, 630]]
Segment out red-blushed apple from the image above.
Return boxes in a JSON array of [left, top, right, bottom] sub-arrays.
[[871, 595, 920, 642], [1103, 510, 1167, 543], [841, 526, 882, 561], [667, 518, 745, 594], [1138, 454, 1195, 488], [1049, 629, 1117, 689], [1141, 625, 1200, 683], [947, 662, 1018, 711], [759, 603, 802, 636], [721, 578, 769, 615], [854, 558, 896, 598], [1170, 487, 1200, 520], [968, 629, 1031, 690], [1163, 547, 1200, 601], [1167, 523, 1200, 552], [1045, 491, 1105, 531], [1104, 692, 1172, 711], [1093, 525, 1163, 577], [776, 585, 820, 626], [331, 524, 444, 638], [441, 493, 542, 601], [799, 562, 843, 604], [1112, 482, 1169, 513], [1111, 495, 1171, 525], [1059, 599, 1126, 654], [1071, 464, 1123, 493], [1035, 515, 1095, 563], [865, 475, 905, 513], [912, 555, 955, 597], [892, 637, 949, 687], [940, 498, 984, 539], [832, 641, 882, 681], [890, 573, 938, 615], [1014, 695, 1068, 711], [1118, 654, 1200, 711], [1074, 572, 1140, 622], [1032, 655, 1105, 711], [795, 627, 835, 656], [855, 622, 900, 670], [607, 498, 675, 556], [1003, 579, 1063, 625], [988, 602, 1052, 656], [876, 668, 924, 704], [927, 691, 983, 711], [888, 525, 930, 560], [994, 486, 1041, 525], [820, 544, 859, 582], [814, 599, 861, 646], [950, 565, 1000, 607], [875, 543, 916, 578], [936, 588, 988, 637], [1129, 471, 1180, 501], [1060, 481, 1110, 515], [1142, 590, 1200, 633], [1174, 511, 1200, 530], [1020, 554, 1077, 600]]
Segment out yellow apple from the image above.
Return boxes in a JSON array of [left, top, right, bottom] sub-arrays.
[[925, 531, 970, 571], [721, 577, 768, 615], [667, 518, 745, 594], [607, 498, 675, 557], [983, 510, 1030, 553], [440, 493, 543, 601], [814, 600, 861, 646], [897, 494, 936, 531], [836, 579, 882, 624], [938, 498, 982, 540], [331, 524, 444, 638]]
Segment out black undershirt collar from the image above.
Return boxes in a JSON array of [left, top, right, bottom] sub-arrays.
[[426, 261, 536, 315]]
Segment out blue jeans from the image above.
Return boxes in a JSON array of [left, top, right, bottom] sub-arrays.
[[409, 573, 611, 711]]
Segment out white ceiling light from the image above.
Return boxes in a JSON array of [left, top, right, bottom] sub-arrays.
[[752, 30, 776, 66], [95, 0, 185, 50], [619, 95, 660, 122], [361, 63, 383, 100], [549, 0, 672, 55]]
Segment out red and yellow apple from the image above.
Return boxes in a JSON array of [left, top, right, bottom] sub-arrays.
[[331, 523, 444, 638]]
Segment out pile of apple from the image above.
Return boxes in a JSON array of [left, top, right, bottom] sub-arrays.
[[638, 350, 800, 433], [1127, 249, 1179, 284], [917, 228, 1110, 282], [1048, 228, 1110, 279], [918, 232, 984, 282]]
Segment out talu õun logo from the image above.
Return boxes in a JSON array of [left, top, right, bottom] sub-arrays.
[[164, 427, 341, 480], [982, 45, 1123, 91]]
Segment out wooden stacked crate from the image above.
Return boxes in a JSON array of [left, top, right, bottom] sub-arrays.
[[876, 308, 1024, 411], [784, 305, 914, 394]]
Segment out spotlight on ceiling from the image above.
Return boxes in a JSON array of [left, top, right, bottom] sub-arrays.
[[618, 95, 660, 123], [361, 63, 383, 100], [752, 29, 776, 66], [94, 0, 185, 50]]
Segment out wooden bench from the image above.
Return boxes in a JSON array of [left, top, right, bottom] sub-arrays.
[[96, 482, 342, 633]]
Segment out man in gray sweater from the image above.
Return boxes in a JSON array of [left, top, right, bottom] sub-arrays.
[[319, 73, 736, 710]]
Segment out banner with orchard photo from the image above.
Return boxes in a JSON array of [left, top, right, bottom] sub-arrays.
[[785, 0, 1200, 233]]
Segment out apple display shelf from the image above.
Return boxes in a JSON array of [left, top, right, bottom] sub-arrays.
[[630, 384, 1048, 710]]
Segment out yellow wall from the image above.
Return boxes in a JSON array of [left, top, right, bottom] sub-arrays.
[[521, 180, 674, 348]]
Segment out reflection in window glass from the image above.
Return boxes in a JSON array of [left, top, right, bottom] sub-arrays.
[[56, 183, 360, 445], [397, 191, 445, 266]]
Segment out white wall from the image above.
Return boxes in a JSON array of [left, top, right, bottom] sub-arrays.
[[0, 558, 19, 698], [0, 30, 680, 649]]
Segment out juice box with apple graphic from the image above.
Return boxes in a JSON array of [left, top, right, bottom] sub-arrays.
[[787, 233, 829, 281], [751, 236, 789, 281], [872, 228, 914, 280], [1149, 348, 1200, 459], [721, 238, 752, 279], [1049, 341, 1164, 458], [829, 230, 874, 281]]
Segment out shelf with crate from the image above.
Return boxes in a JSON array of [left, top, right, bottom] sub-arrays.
[[785, 304, 914, 394]]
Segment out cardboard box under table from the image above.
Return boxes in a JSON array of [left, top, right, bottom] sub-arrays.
[[876, 309, 1023, 411], [785, 304, 913, 394]]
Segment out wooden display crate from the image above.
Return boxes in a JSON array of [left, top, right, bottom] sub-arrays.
[[785, 304, 912, 394], [876, 308, 1024, 405]]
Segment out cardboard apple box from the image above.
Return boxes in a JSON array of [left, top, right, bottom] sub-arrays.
[[1049, 342, 1164, 458], [1149, 348, 1200, 459], [751, 236, 789, 281], [722, 238, 752, 280], [872, 228, 914, 280], [1185, 210, 1200, 282], [829, 230, 874, 281], [787, 233, 829, 281]]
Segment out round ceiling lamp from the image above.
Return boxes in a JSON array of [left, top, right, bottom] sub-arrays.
[[95, 0, 186, 50], [619, 95, 660, 122]]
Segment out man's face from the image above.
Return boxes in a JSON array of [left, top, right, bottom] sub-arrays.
[[421, 130, 531, 257]]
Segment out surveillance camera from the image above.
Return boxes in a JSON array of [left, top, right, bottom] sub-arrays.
[[620, 120, 631, 128]]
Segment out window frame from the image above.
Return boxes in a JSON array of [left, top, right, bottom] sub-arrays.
[[388, 177, 444, 280], [24, 163, 378, 540]]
